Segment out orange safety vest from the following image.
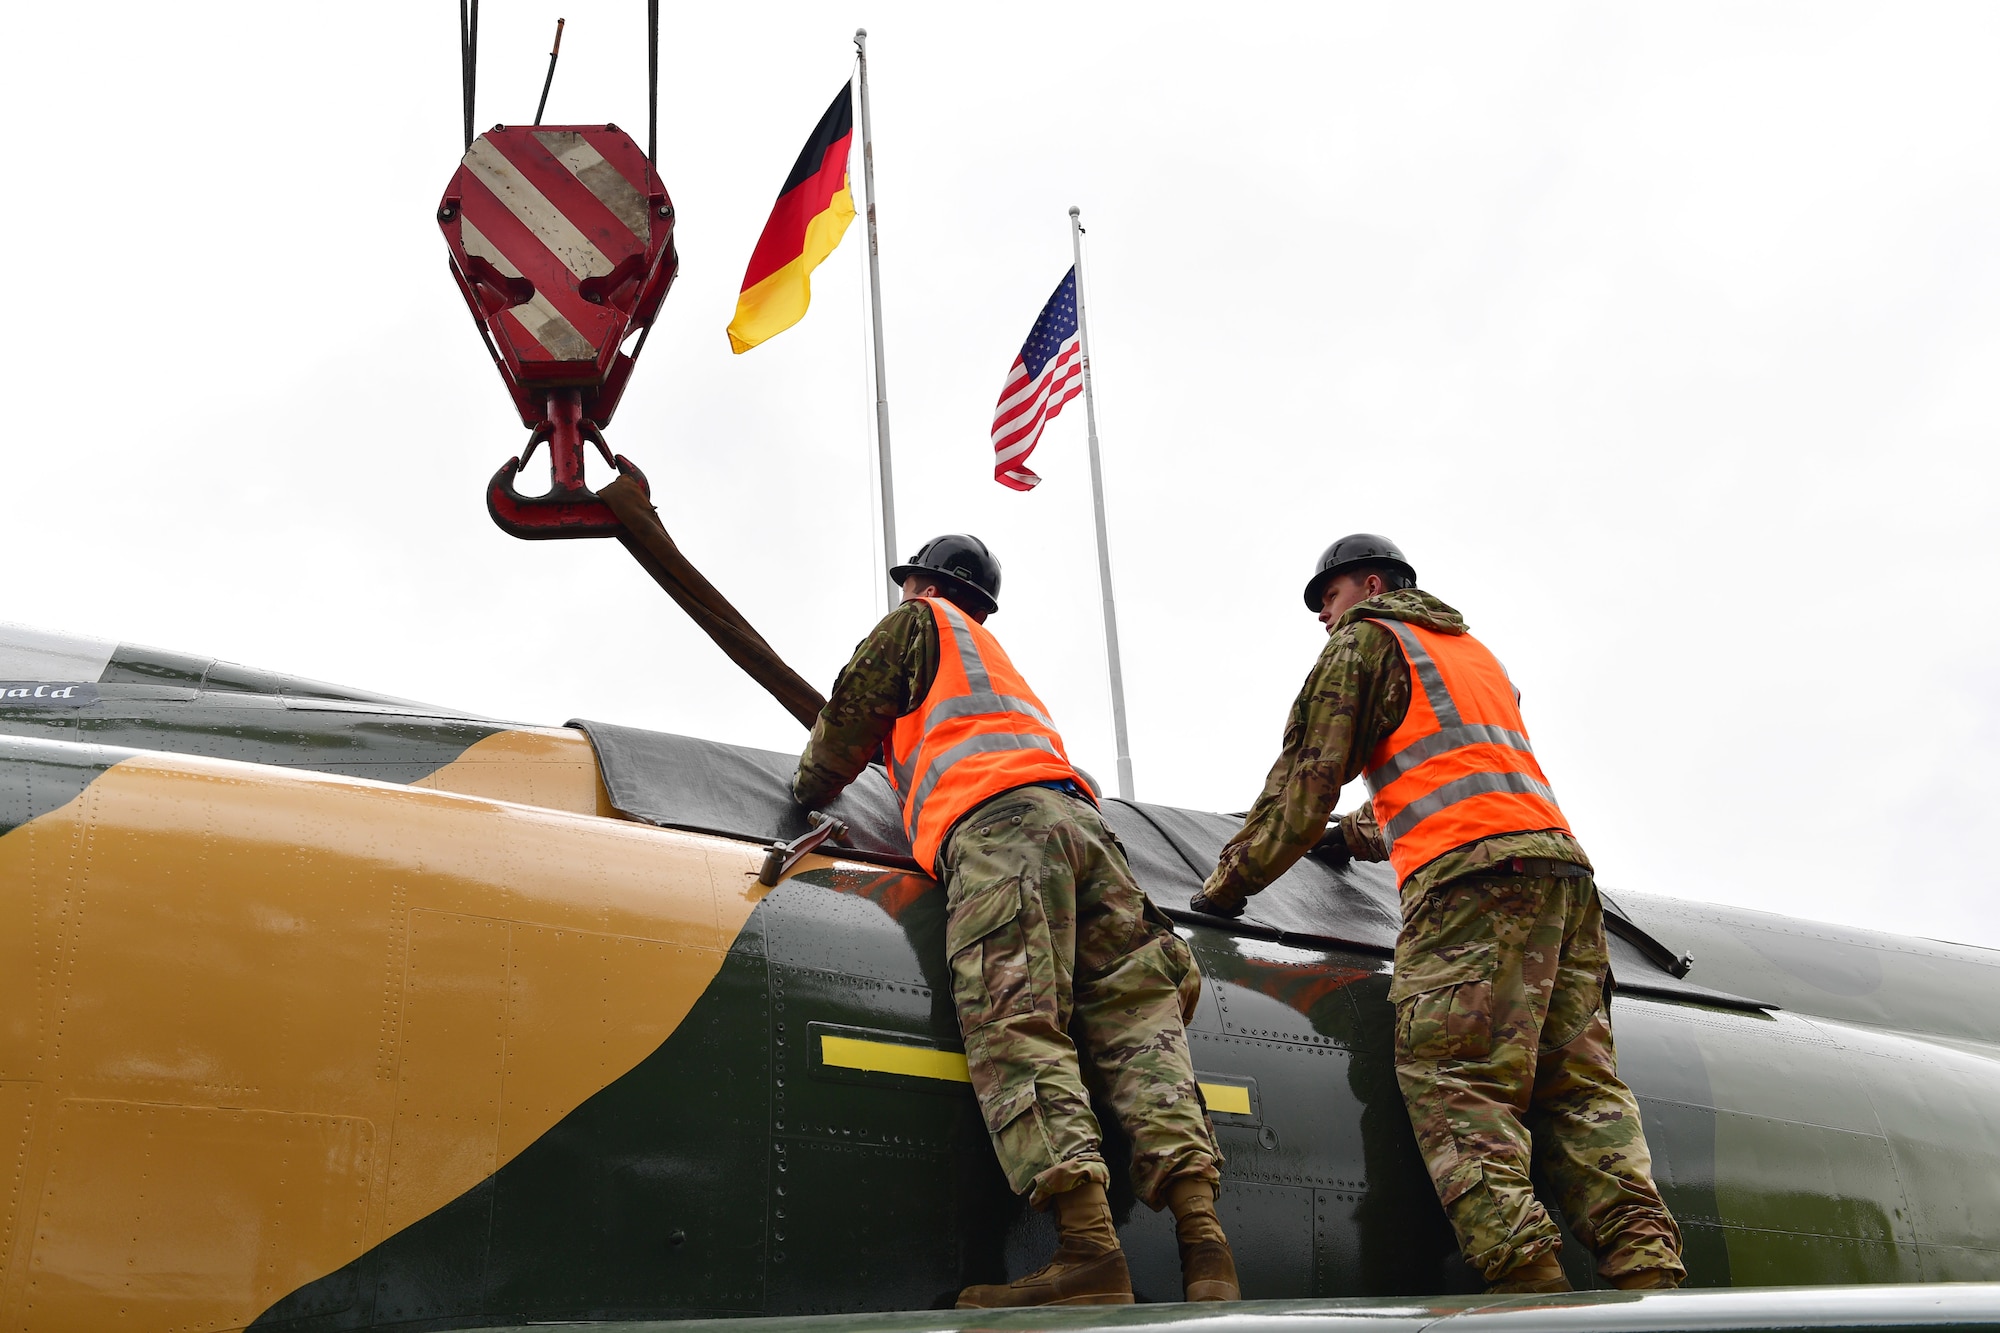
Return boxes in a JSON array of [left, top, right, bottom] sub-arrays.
[[887, 597, 1087, 871], [1362, 618, 1572, 886]]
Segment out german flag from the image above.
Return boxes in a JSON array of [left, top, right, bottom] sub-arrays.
[[727, 84, 857, 354]]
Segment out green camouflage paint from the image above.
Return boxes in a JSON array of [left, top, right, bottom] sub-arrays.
[[1, 651, 1995, 1319]]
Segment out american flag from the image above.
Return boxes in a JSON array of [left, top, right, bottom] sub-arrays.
[[990, 267, 1084, 491]]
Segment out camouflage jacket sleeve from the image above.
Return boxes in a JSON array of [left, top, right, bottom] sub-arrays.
[[792, 601, 938, 809], [1202, 621, 1409, 905], [1340, 799, 1389, 861]]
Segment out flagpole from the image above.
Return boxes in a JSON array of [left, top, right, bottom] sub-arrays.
[[854, 29, 898, 577], [1069, 206, 1135, 801]]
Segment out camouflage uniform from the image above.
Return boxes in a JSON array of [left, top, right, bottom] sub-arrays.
[[797, 601, 1222, 1210], [793, 601, 938, 812], [1203, 592, 1587, 918], [1393, 871, 1681, 1281], [1201, 589, 1683, 1285]]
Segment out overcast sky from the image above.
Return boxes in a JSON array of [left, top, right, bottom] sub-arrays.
[[4, 4, 1996, 947]]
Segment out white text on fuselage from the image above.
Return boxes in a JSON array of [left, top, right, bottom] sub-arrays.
[[0, 682, 100, 708]]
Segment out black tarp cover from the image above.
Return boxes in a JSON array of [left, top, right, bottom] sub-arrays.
[[572, 720, 1764, 1009]]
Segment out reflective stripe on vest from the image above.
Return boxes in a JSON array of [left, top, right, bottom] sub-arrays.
[[1362, 618, 1571, 885], [887, 598, 1084, 870], [888, 601, 1056, 796]]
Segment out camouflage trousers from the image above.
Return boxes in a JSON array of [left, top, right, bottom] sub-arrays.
[[940, 783, 1221, 1210], [1391, 871, 1685, 1284]]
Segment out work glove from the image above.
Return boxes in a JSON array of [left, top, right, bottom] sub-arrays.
[[1188, 888, 1246, 920], [1309, 824, 1352, 868]]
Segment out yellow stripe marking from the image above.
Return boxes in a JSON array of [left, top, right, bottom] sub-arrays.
[[821, 1034, 970, 1082], [818, 1034, 1252, 1114], [1201, 1082, 1253, 1116]]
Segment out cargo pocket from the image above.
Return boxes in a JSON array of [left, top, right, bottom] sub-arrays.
[[1391, 942, 1496, 1065], [1540, 964, 1604, 1052], [981, 1076, 1054, 1195], [1437, 1152, 1486, 1210], [1146, 903, 1203, 1023], [947, 882, 1033, 1029], [979, 1078, 1038, 1136]]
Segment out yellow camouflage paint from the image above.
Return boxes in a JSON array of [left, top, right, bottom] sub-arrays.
[[411, 725, 622, 817], [0, 744, 768, 1333]]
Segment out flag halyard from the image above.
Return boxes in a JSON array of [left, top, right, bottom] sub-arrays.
[[727, 83, 857, 354], [990, 267, 1084, 490]]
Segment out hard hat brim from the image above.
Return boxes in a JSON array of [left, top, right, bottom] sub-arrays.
[[1302, 567, 1340, 611], [1302, 556, 1416, 609], [888, 565, 998, 616]]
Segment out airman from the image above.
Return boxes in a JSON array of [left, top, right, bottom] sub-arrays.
[[794, 534, 1240, 1307], [1191, 534, 1684, 1293]]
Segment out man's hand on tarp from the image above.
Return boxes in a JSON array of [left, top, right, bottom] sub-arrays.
[[1309, 825, 1352, 868], [1188, 889, 1246, 920]]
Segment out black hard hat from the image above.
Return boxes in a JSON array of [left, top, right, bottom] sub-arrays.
[[1302, 533, 1416, 609], [890, 534, 1002, 615]]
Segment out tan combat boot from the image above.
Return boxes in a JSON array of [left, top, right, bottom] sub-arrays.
[[955, 1181, 1134, 1308], [1486, 1252, 1572, 1294], [1167, 1177, 1240, 1301]]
